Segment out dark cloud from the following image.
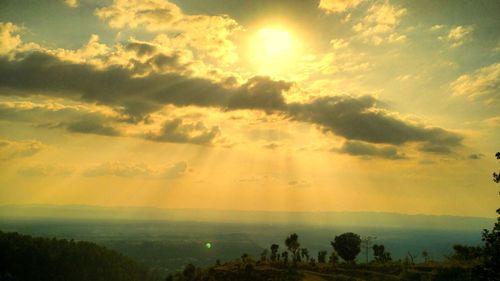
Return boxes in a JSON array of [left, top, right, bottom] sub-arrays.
[[335, 140, 407, 160], [147, 118, 220, 145], [0, 52, 290, 120], [0, 52, 463, 152], [0, 103, 120, 136], [65, 119, 120, 136], [126, 50, 193, 76], [125, 42, 158, 57], [288, 96, 462, 153]]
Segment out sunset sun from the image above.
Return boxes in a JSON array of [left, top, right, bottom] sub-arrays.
[[249, 26, 300, 75]]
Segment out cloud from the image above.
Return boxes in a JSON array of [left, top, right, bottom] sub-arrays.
[[439, 25, 474, 48], [64, 0, 78, 8], [352, 2, 407, 45], [430, 24, 445, 32], [162, 161, 187, 179], [83, 161, 186, 178], [47, 34, 110, 64], [0, 52, 463, 153], [335, 140, 406, 159], [288, 179, 311, 188], [451, 63, 500, 106], [287, 95, 463, 152], [314, 49, 371, 75], [0, 22, 40, 56], [330, 39, 350, 49], [95, 0, 182, 31], [483, 116, 500, 127], [0, 22, 22, 55], [0, 98, 123, 136], [468, 153, 484, 160], [17, 164, 74, 177], [95, 0, 240, 63], [0, 52, 290, 120], [418, 142, 458, 155], [0, 139, 45, 160], [147, 118, 220, 145], [263, 142, 280, 150], [65, 118, 120, 136], [318, 0, 362, 14]]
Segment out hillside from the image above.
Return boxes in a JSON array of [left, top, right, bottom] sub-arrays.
[[0, 231, 160, 281]]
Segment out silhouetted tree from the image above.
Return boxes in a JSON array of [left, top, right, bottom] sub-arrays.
[[317, 250, 327, 263], [300, 248, 310, 263], [331, 232, 361, 264], [422, 250, 430, 263], [407, 252, 418, 264], [361, 236, 376, 263], [480, 152, 500, 280], [281, 251, 289, 265], [451, 244, 482, 261], [285, 233, 301, 264], [183, 264, 196, 281], [372, 244, 392, 263], [270, 244, 279, 262], [493, 152, 500, 184], [329, 251, 339, 265], [481, 210, 500, 280], [241, 253, 249, 263]]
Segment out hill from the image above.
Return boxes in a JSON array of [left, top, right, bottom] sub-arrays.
[[0, 231, 160, 281]]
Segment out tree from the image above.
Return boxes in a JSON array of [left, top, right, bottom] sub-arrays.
[[317, 250, 327, 263], [331, 232, 361, 264], [422, 250, 430, 263], [361, 236, 376, 263], [285, 233, 301, 263], [329, 251, 339, 265], [270, 244, 279, 262], [301, 248, 310, 263], [183, 264, 196, 281], [241, 253, 249, 263], [480, 152, 500, 280], [281, 251, 289, 265], [406, 252, 418, 264], [493, 152, 500, 184], [450, 244, 482, 261], [372, 244, 392, 263]]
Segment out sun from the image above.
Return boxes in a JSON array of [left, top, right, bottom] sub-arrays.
[[257, 28, 293, 58], [248, 27, 300, 76]]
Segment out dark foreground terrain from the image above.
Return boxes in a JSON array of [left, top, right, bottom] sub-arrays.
[[0, 229, 493, 281], [0, 214, 488, 275]]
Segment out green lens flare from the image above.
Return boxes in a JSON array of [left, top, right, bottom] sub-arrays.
[[205, 242, 212, 249]]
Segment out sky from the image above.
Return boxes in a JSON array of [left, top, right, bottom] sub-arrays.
[[0, 0, 499, 218]]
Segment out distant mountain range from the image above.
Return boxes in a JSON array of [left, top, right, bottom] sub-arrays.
[[0, 204, 493, 231]]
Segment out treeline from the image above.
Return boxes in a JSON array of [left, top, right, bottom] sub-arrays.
[[0, 231, 161, 281], [165, 229, 497, 281]]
